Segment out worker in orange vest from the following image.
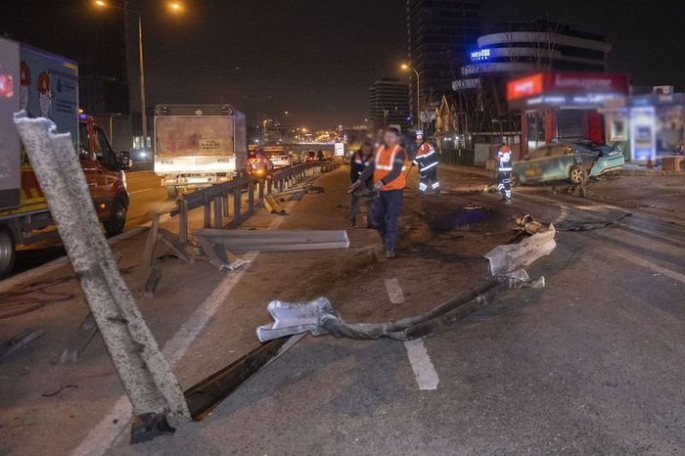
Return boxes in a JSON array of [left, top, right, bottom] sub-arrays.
[[414, 133, 440, 195], [351, 127, 408, 259]]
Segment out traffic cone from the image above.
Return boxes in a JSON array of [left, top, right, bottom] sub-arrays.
[[646, 157, 654, 169]]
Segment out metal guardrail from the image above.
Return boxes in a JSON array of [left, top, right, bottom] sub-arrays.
[[172, 161, 339, 244]]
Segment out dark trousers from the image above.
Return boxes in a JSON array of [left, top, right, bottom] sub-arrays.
[[419, 167, 440, 194], [371, 189, 403, 251], [497, 171, 512, 200], [350, 193, 369, 225]]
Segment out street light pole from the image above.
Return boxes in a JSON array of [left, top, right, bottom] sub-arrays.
[[137, 15, 148, 149], [401, 63, 421, 129], [412, 67, 421, 128]]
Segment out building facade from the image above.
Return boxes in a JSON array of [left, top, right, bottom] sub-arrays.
[[447, 21, 614, 158], [369, 78, 410, 132], [407, 0, 483, 121], [461, 21, 610, 79]]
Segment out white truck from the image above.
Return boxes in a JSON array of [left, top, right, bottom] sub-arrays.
[[154, 104, 248, 198]]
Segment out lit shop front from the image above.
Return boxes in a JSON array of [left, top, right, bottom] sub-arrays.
[[507, 71, 629, 155]]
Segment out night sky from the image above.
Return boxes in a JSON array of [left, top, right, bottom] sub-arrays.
[[3, 0, 683, 128]]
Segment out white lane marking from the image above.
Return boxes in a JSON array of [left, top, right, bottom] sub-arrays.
[[382, 278, 440, 390], [70, 209, 287, 456], [384, 278, 405, 304], [404, 338, 440, 391], [129, 188, 152, 195]]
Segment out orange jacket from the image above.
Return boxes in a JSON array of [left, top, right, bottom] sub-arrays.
[[374, 145, 408, 191]]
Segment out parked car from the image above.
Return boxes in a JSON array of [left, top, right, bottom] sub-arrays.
[[514, 141, 625, 185]]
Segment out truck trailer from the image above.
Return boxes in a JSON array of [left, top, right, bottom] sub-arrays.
[[0, 37, 130, 277], [154, 104, 248, 198]]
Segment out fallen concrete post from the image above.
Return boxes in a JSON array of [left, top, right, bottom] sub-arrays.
[[257, 270, 543, 342], [14, 114, 190, 442], [485, 225, 557, 276]]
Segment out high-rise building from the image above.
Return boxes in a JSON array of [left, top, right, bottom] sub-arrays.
[[407, 0, 483, 118], [369, 78, 411, 132]]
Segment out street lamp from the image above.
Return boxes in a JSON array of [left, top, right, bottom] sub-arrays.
[[93, 0, 184, 151], [401, 63, 421, 128]]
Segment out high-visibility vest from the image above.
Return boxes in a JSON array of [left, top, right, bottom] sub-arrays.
[[374, 145, 408, 191]]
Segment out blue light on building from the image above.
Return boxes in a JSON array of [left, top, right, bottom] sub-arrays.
[[470, 49, 491, 62]]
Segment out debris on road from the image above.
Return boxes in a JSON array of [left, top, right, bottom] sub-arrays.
[[60, 313, 98, 364], [41, 384, 78, 398], [257, 270, 544, 342], [515, 214, 551, 235], [194, 229, 350, 254], [0, 328, 45, 361], [264, 195, 288, 215], [557, 213, 632, 232], [485, 225, 557, 275]]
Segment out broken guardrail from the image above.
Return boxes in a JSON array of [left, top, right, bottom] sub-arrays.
[[172, 161, 340, 244], [14, 113, 190, 443], [257, 270, 544, 342]]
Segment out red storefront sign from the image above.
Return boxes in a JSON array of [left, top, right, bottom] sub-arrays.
[[507, 71, 629, 107], [507, 73, 544, 101]]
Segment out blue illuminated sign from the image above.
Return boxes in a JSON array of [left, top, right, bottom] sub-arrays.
[[470, 48, 491, 62]]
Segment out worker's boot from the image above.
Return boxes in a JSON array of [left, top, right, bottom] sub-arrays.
[[385, 249, 396, 259]]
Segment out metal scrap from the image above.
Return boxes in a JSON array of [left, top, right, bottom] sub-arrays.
[[0, 329, 45, 361], [194, 229, 350, 254], [257, 270, 543, 342]]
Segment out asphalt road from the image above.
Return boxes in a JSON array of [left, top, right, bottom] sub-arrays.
[[106, 167, 685, 455], [4, 166, 685, 455]]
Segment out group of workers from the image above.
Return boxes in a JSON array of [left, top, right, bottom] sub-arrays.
[[349, 128, 513, 259]]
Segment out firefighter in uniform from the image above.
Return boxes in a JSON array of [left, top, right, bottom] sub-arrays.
[[496, 143, 513, 203], [414, 134, 440, 195], [352, 127, 408, 259]]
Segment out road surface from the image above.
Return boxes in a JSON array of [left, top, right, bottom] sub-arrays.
[[3, 165, 685, 455]]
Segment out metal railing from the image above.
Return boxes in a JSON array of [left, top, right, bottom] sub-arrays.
[[172, 161, 339, 244]]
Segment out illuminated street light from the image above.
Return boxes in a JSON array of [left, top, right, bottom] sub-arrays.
[[93, 0, 185, 151], [168, 1, 183, 13]]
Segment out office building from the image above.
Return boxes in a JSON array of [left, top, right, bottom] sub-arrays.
[[407, 0, 483, 118], [369, 78, 411, 132]]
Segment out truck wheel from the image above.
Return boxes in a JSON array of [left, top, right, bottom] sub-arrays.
[[0, 226, 16, 278], [104, 196, 127, 235], [166, 186, 179, 199]]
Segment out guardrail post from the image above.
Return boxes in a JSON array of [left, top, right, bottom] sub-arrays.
[[179, 199, 189, 245], [203, 193, 211, 228], [233, 185, 242, 220], [213, 196, 222, 228], [248, 182, 255, 215]]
